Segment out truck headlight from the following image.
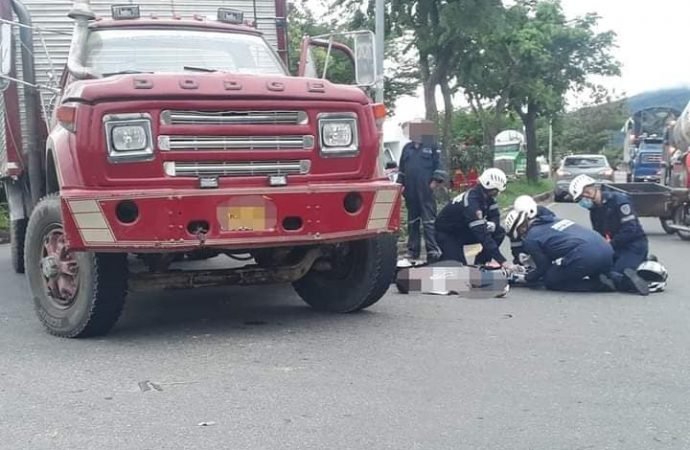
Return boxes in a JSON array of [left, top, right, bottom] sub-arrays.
[[103, 113, 154, 162], [318, 113, 358, 157]]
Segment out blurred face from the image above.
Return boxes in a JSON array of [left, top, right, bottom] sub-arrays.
[[487, 188, 499, 198], [581, 186, 601, 204]]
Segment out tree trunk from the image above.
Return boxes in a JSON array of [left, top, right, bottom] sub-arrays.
[[440, 79, 454, 147], [419, 56, 438, 123], [522, 103, 539, 183]]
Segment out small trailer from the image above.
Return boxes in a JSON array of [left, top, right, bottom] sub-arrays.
[[602, 183, 690, 240]]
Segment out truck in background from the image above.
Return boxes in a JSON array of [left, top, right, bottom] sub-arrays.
[[628, 134, 664, 183], [0, 0, 398, 338], [493, 129, 526, 178]]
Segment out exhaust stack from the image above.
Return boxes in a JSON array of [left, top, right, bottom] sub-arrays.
[[67, 0, 99, 79]]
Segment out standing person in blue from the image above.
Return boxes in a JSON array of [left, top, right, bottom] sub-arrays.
[[435, 168, 512, 268], [506, 210, 618, 292], [569, 174, 650, 295], [397, 132, 447, 263]]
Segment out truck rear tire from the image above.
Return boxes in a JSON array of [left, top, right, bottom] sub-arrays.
[[10, 218, 27, 273], [293, 235, 397, 313], [24, 195, 128, 338]]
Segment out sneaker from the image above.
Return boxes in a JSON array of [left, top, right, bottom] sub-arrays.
[[598, 274, 617, 292], [623, 268, 650, 296]]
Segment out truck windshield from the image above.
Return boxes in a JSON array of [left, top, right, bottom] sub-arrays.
[[85, 28, 286, 76], [495, 143, 520, 153]]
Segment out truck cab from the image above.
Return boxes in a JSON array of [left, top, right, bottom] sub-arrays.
[[630, 137, 664, 182], [0, 1, 399, 338]]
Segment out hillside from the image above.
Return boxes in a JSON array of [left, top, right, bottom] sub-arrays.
[[625, 86, 690, 114]]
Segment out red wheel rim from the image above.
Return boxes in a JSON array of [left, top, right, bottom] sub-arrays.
[[40, 227, 79, 308]]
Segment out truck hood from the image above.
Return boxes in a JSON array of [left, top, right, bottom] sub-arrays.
[[62, 72, 371, 105]]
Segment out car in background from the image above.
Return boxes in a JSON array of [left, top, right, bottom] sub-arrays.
[[554, 154, 614, 202]]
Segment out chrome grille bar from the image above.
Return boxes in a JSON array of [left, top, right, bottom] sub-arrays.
[[158, 135, 314, 151], [163, 160, 311, 177], [160, 110, 308, 126]]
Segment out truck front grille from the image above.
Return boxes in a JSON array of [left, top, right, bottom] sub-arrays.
[[160, 110, 308, 126], [495, 159, 515, 175], [158, 135, 314, 151], [163, 160, 311, 177], [642, 154, 662, 163]]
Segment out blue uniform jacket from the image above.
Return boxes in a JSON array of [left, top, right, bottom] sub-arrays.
[[589, 190, 647, 251], [435, 184, 506, 263], [510, 206, 556, 263], [522, 214, 613, 283], [397, 141, 446, 189]]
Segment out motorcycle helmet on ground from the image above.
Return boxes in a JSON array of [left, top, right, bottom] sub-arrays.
[[637, 260, 668, 293]]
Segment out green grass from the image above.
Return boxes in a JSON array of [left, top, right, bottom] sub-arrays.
[[0, 203, 8, 232], [398, 178, 554, 245], [496, 178, 554, 210]]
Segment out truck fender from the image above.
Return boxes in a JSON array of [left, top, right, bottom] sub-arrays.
[[46, 129, 83, 190]]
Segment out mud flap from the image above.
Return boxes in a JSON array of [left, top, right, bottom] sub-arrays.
[[394, 260, 510, 299]]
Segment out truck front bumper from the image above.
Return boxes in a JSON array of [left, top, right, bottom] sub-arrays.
[[60, 181, 402, 252]]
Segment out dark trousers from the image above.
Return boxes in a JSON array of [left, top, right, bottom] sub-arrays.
[[405, 187, 441, 259], [436, 227, 506, 265], [610, 238, 648, 292], [540, 247, 613, 292]]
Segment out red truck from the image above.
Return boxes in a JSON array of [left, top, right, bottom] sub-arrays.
[[0, 1, 400, 337]]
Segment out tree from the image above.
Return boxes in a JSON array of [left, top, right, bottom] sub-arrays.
[[501, 0, 620, 181], [289, 0, 416, 115]]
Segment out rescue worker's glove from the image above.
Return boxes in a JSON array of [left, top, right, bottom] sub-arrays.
[[509, 272, 527, 285], [486, 221, 496, 233], [432, 169, 448, 183]]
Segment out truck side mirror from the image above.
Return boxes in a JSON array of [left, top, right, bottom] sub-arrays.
[[0, 23, 12, 92], [298, 30, 378, 88]]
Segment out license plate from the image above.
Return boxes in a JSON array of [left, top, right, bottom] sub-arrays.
[[217, 196, 276, 232], [227, 205, 267, 231]]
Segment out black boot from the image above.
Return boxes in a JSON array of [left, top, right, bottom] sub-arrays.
[[623, 268, 650, 296]]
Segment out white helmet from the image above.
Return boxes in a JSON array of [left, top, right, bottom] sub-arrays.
[[514, 195, 538, 219], [478, 168, 507, 192], [569, 174, 597, 201], [504, 209, 528, 240], [637, 260, 668, 292]]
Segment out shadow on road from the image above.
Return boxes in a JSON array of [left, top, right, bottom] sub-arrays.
[[110, 283, 382, 340]]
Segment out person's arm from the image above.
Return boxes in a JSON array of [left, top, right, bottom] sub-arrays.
[[431, 145, 447, 184], [590, 209, 606, 237], [523, 239, 551, 283], [610, 199, 642, 249], [464, 196, 506, 264], [487, 198, 500, 227], [510, 239, 524, 264], [397, 145, 409, 185]]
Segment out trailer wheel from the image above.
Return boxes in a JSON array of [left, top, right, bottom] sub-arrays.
[[293, 235, 397, 313], [674, 206, 690, 241], [659, 217, 675, 235], [24, 195, 128, 338], [10, 218, 28, 274]]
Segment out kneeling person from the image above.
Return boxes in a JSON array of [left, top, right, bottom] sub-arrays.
[[435, 168, 510, 267], [507, 210, 615, 292], [508, 195, 556, 265]]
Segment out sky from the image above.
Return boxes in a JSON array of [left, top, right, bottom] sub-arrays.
[[304, 0, 690, 126]]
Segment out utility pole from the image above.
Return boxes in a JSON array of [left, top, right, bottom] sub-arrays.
[[375, 0, 384, 103], [548, 118, 554, 179]]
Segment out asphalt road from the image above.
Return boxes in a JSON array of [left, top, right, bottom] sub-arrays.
[[2, 203, 690, 450]]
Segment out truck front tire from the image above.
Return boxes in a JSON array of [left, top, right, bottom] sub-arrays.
[[293, 235, 397, 313], [24, 195, 128, 338], [10, 218, 27, 274]]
